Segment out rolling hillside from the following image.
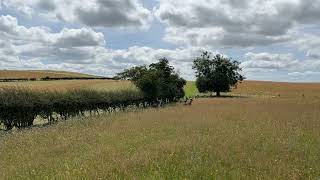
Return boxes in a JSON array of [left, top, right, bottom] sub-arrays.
[[0, 70, 98, 79]]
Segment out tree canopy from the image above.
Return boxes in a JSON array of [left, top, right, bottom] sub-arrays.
[[193, 52, 245, 96], [116, 58, 186, 101]]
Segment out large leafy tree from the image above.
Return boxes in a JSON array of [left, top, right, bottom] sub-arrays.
[[193, 52, 245, 96], [116, 58, 186, 101]]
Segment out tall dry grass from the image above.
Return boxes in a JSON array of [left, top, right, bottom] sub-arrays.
[[233, 81, 320, 98], [185, 80, 320, 99], [1, 96, 320, 178], [1, 81, 320, 178]]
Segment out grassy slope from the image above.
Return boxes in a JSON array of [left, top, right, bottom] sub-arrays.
[[1, 81, 320, 179], [0, 70, 97, 79]]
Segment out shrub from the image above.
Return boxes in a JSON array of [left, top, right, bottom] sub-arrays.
[[116, 58, 186, 102]]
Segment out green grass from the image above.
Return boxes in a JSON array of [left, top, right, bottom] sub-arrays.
[[184, 81, 199, 97]]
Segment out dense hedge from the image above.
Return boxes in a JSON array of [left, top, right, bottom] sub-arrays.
[[0, 77, 114, 82], [0, 88, 147, 130], [0, 78, 30, 82], [40, 77, 113, 81]]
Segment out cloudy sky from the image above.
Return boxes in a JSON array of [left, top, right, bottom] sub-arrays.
[[0, 0, 320, 82]]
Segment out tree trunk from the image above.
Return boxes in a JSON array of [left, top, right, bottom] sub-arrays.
[[216, 91, 221, 97]]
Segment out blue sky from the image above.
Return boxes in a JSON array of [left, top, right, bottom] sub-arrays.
[[1, 0, 320, 82]]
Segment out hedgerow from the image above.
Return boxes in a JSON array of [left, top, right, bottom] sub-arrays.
[[0, 87, 148, 130]]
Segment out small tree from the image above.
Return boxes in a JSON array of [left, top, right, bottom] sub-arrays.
[[193, 51, 245, 97], [116, 58, 186, 102]]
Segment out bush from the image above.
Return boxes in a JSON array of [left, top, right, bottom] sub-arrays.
[[116, 58, 186, 102]]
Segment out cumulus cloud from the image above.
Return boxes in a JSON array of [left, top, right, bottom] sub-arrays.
[[2, 0, 153, 29], [294, 34, 320, 59], [241, 52, 320, 81], [288, 71, 320, 82], [0, 40, 19, 63], [241, 52, 299, 69], [155, 0, 320, 47], [90, 46, 207, 79], [0, 15, 106, 65], [0, 15, 205, 79], [289, 71, 320, 77], [163, 27, 293, 48], [0, 15, 106, 58], [54, 28, 106, 47], [1, 0, 320, 81]]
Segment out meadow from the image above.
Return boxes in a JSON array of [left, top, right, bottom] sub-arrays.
[[1, 79, 320, 179]]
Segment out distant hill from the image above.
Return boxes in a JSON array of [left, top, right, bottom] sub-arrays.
[[0, 70, 98, 79]]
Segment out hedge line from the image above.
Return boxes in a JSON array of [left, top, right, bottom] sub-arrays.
[[0, 77, 114, 82], [0, 88, 149, 130], [40, 77, 113, 81]]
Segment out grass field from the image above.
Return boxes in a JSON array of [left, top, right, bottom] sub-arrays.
[[0, 70, 97, 79], [1, 80, 320, 179]]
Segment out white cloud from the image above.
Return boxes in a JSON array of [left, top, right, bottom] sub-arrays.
[[1, 1, 320, 82], [289, 71, 320, 77], [163, 27, 293, 48], [241, 52, 320, 80], [2, 0, 153, 29], [0, 15, 107, 63], [242, 52, 299, 69], [288, 71, 320, 82], [155, 0, 320, 48], [294, 34, 320, 59], [0, 15, 205, 79], [54, 28, 106, 47], [0, 40, 19, 63]]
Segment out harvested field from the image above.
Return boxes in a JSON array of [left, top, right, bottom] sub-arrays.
[[0, 70, 97, 79], [0, 80, 135, 92]]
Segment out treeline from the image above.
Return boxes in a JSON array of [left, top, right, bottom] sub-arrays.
[[0, 88, 148, 130], [0, 77, 114, 82]]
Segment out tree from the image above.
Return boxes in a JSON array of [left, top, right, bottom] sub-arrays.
[[116, 58, 186, 102], [193, 51, 245, 97]]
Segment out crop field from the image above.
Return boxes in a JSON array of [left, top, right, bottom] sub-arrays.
[[0, 70, 97, 79], [1, 80, 320, 179], [0, 79, 135, 92]]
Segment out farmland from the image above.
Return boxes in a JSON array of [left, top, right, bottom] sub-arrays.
[[0, 79, 135, 92], [1, 78, 320, 179], [0, 70, 97, 79]]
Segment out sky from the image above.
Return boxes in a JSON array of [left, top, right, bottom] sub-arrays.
[[0, 0, 320, 82]]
